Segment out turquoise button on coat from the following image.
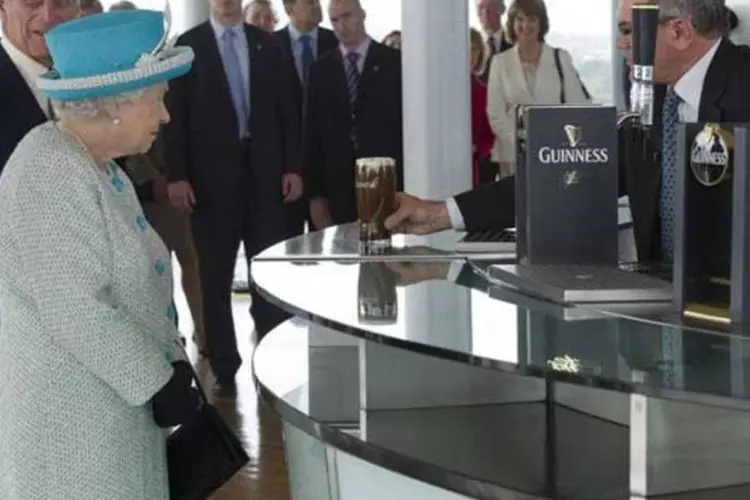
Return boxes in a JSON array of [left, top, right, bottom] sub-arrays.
[[166, 304, 176, 322], [153, 258, 166, 276], [136, 215, 147, 232], [111, 175, 124, 192]]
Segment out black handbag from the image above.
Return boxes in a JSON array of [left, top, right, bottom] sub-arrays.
[[166, 365, 250, 500]]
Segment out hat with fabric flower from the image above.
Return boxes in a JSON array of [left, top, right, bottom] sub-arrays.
[[37, 9, 193, 101]]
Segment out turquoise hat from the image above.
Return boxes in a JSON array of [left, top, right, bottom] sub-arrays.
[[37, 9, 194, 101]]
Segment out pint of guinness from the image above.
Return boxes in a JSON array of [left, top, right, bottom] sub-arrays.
[[355, 157, 397, 252]]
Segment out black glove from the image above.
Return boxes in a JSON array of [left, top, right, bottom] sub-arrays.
[[151, 360, 201, 428]]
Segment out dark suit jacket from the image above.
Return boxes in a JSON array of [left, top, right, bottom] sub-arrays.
[[479, 35, 513, 84], [0, 44, 46, 174], [304, 40, 403, 224], [163, 22, 299, 229], [455, 38, 750, 262], [275, 25, 338, 121]]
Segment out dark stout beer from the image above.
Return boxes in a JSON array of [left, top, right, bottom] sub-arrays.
[[355, 157, 397, 248]]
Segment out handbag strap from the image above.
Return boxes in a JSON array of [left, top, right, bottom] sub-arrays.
[[554, 48, 566, 104], [554, 47, 592, 102]]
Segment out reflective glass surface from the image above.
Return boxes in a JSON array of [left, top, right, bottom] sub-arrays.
[[252, 257, 750, 409]]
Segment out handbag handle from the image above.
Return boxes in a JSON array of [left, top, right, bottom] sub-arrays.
[[173, 339, 210, 406]]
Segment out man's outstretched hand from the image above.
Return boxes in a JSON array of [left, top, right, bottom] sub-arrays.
[[384, 193, 452, 235]]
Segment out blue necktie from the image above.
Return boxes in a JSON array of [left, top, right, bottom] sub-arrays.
[[346, 52, 361, 105], [221, 29, 249, 138], [299, 34, 314, 83], [659, 87, 681, 262]]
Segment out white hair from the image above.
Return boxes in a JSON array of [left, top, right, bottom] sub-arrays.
[[658, 0, 728, 36], [52, 88, 148, 119]]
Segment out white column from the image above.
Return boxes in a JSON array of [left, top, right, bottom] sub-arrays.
[[401, 0, 472, 199], [171, 0, 209, 36]]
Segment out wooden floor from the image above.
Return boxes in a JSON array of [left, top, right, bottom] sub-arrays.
[[176, 264, 291, 500]]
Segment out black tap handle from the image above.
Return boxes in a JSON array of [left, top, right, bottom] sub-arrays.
[[632, 4, 660, 71]]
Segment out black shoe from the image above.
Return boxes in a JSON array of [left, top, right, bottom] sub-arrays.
[[213, 378, 237, 399]]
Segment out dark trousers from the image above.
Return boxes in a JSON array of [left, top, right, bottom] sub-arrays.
[[190, 157, 290, 381], [286, 197, 308, 236]]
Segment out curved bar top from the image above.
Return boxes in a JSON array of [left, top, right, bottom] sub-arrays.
[[251, 228, 750, 411], [254, 320, 750, 500]]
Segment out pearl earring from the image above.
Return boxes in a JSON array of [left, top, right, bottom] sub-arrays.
[[113, 118, 121, 125]]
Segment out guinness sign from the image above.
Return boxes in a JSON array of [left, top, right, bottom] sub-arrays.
[[673, 123, 737, 326], [537, 124, 611, 165], [690, 123, 733, 187], [516, 105, 618, 265]]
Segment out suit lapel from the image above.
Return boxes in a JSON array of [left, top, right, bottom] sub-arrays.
[[507, 46, 533, 103], [0, 44, 46, 122], [332, 50, 353, 117], [201, 22, 235, 111], [698, 38, 731, 122], [357, 42, 382, 109]]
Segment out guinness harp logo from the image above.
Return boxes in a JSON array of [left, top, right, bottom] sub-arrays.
[[690, 123, 733, 187], [563, 124, 582, 148]]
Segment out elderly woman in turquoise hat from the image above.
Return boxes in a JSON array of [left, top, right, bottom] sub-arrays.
[[0, 9, 201, 499]]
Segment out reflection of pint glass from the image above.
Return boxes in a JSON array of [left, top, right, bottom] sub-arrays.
[[355, 157, 397, 249], [357, 262, 398, 324]]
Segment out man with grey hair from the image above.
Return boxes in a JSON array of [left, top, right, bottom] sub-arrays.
[[613, 0, 750, 262], [381, 0, 750, 266], [0, 0, 79, 171]]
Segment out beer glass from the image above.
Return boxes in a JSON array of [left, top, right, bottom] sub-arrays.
[[355, 157, 397, 251], [357, 262, 398, 324]]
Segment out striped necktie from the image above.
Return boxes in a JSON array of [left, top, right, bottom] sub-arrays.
[[659, 87, 682, 262], [345, 52, 361, 105]]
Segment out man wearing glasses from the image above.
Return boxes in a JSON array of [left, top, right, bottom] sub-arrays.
[[0, 0, 80, 171]]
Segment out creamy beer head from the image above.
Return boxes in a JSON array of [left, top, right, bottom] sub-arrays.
[[355, 157, 397, 248]]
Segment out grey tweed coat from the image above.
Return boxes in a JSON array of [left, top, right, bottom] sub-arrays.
[[0, 122, 185, 499]]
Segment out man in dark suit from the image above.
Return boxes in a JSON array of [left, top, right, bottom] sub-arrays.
[[0, 0, 79, 171], [276, 0, 338, 236], [383, 0, 750, 267], [305, 0, 403, 229], [163, 0, 302, 396], [476, 0, 512, 83]]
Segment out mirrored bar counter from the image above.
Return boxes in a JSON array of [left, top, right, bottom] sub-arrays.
[[251, 226, 750, 500]]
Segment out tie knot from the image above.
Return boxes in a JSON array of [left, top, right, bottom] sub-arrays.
[[222, 29, 237, 42], [347, 52, 360, 64], [299, 34, 312, 47]]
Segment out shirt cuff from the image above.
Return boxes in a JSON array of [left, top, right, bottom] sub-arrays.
[[445, 197, 466, 231], [445, 260, 465, 284]]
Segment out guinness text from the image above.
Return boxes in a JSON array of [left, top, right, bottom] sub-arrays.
[[537, 146, 610, 164]]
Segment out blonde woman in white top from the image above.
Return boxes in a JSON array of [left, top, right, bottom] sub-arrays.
[[487, 0, 591, 178]]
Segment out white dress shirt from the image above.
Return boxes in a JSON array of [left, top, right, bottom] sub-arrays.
[[1, 37, 50, 117], [340, 37, 371, 73], [209, 17, 251, 98], [673, 38, 721, 123]]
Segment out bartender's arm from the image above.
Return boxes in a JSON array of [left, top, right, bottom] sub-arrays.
[[384, 177, 516, 234]]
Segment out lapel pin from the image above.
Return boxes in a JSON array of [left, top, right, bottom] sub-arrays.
[[374, 65, 380, 72], [257, 43, 262, 51]]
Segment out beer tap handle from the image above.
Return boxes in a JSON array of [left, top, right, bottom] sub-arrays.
[[632, 4, 660, 127]]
